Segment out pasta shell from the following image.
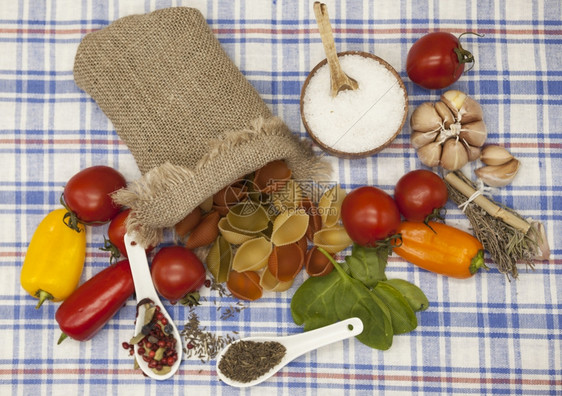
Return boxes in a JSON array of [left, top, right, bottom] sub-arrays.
[[300, 198, 322, 242], [258, 221, 274, 239], [270, 180, 303, 212], [270, 208, 309, 246], [226, 201, 270, 233], [260, 267, 294, 292], [232, 237, 272, 272], [226, 270, 263, 301], [318, 185, 347, 228], [254, 159, 292, 193], [213, 183, 247, 207], [206, 235, 232, 283], [312, 225, 353, 254], [218, 217, 256, 245], [245, 178, 266, 203], [212, 204, 231, 216], [174, 207, 202, 238], [268, 243, 304, 282], [296, 235, 308, 255], [305, 246, 335, 277], [185, 211, 220, 249]]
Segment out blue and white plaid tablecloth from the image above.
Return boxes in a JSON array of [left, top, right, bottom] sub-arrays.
[[1, 1, 560, 395]]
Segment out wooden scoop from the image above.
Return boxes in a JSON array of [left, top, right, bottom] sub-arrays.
[[313, 2, 359, 97]]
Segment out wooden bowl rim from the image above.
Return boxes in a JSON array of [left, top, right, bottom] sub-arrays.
[[300, 50, 409, 159]]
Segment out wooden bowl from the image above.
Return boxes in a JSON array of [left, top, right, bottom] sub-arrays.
[[300, 51, 408, 158]]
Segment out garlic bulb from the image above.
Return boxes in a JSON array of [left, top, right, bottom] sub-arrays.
[[409, 90, 487, 171]]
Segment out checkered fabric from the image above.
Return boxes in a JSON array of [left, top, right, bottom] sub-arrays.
[[0, 1, 560, 395]]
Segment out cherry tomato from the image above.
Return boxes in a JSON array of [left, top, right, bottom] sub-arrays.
[[63, 166, 127, 224], [151, 246, 206, 303], [406, 32, 479, 90], [341, 186, 401, 247], [104, 209, 153, 261], [394, 170, 448, 222], [106, 210, 129, 259]]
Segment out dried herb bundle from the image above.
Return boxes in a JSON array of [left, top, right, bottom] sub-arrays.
[[218, 340, 286, 383], [444, 171, 549, 279]]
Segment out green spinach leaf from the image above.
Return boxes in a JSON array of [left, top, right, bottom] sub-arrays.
[[382, 279, 429, 312], [290, 270, 340, 331], [373, 282, 417, 335], [291, 251, 393, 350], [344, 244, 387, 288]]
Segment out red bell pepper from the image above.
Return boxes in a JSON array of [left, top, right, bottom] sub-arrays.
[[56, 259, 134, 343]]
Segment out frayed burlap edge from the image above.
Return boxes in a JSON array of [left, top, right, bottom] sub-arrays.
[[113, 116, 331, 248]]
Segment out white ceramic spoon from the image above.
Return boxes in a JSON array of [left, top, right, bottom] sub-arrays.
[[124, 233, 183, 380], [216, 317, 363, 387]]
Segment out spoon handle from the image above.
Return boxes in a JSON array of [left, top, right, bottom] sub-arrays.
[[285, 317, 363, 360], [124, 233, 159, 302], [313, 2, 358, 97]]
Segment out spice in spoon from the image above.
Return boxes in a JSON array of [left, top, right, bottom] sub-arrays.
[[218, 340, 286, 383], [124, 299, 179, 375]]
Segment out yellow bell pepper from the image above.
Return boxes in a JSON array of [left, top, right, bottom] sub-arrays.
[[20, 208, 86, 308]]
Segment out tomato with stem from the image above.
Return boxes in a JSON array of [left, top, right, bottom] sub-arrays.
[[341, 186, 401, 247], [406, 32, 483, 90], [102, 209, 152, 262], [394, 170, 448, 223], [151, 246, 206, 304], [62, 165, 127, 228]]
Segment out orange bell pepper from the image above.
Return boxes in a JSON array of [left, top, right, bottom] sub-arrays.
[[393, 221, 487, 279]]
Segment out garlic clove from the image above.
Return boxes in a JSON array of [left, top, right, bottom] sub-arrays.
[[435, 101, 456, 128], [474, 158, 521, 187], [417, 141, 442, 167], [441, 91, 483, 123], [457, 96, 484, 123], [459, 120, 487, 147], [410, 102, 442, 132], [441, 90, 467, 111], [411, 130, 439, 149], [440, 138, 469, 170], [480, 145, 514, 166], [464, 142, 482, 162]]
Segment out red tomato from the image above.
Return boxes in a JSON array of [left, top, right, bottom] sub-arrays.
[[151, 246, 206, 303], [394, 170, 448, 222], [63, 166, 127, 224], [106, 209, 153, 260], [107, 209, 129, 258], [341, 186, 401, 246], [406, 32, 479, 90]]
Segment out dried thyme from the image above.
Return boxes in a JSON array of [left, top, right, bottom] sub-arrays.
[[218, 340, 286, 383], [181, 308, 238, 362], [445, 171, 544, 279], [180, 278, 248, 362]]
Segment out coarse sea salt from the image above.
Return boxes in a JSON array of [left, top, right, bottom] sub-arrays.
[[302, 54, 406, 154]]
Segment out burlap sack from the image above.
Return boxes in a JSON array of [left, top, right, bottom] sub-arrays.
[[73, 7, 329, 247]]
